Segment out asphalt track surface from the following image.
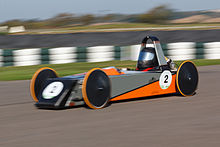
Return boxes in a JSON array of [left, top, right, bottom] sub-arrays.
[[0, 65, 220, 147], [1, 29, 220, 48]]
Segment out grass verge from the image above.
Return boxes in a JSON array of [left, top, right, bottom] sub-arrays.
[[26, 23, 220, 34], [0, 59, 220, 81]]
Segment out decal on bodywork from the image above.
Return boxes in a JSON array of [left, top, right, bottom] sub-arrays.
[[159, 70, 172, 89], [42, 82, 64, 99]]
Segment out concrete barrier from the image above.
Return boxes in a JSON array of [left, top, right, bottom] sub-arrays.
[[204, 42, 220, 59], [167, 42, 196, 61], [0, 42, 219, 67], [13, 48, 41, 66], [49, 47, 76, 64], [0, 49, 3, 67], [87, 46, 114, 62]]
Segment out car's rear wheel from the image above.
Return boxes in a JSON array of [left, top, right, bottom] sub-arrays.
[[30, 67, 58, 102]]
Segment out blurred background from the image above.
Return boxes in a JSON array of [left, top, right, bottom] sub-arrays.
[[1, 1, 220, 34], [0, 0, 220, 78]]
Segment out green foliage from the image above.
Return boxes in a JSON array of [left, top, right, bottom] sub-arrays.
[[80, 14, 95, 25], [138, 5, 173, 24], [48, 13, 77, 27], [23, 20, 48, 29], [1, 20, 23, 27], [102, 14, 115, 22]]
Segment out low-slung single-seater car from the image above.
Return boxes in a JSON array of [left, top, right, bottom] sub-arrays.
[[30, 36, 199, 109]]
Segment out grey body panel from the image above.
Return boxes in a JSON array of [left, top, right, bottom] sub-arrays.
[[65, 79, 84, 107], [109, 71, 162, 98], [154, 42, 167, 66]]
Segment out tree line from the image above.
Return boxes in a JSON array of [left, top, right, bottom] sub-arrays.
[[1, 5, 173, 29]]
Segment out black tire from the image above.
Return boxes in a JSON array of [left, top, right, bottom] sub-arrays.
[[30, 67, 58, 102], [82, 68, 111, 109], [176, 61, 199, 96]]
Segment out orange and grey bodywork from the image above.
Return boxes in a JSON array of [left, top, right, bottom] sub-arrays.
[[30, 36, 199, 109]]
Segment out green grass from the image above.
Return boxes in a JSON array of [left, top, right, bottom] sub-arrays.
[[67, 23, 220, 30], [0, 61, 136, 81], [26, 23, 220, 34], [0, 59, 220, 81], [185, 59, 220, 66]]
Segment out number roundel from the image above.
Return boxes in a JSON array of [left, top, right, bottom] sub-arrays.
[[42, 81, 64, 99], [159, 70, 172, 89]]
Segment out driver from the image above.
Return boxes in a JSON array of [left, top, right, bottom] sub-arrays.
[[136, 47, 159, 71]]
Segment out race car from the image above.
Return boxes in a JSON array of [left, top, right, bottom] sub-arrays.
[[30, 36, 199, 109]]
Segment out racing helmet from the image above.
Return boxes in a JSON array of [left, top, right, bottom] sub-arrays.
[[137, 47, 159, 71]]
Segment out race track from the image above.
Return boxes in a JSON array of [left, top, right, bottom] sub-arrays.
[[0, 65, 220, 147]]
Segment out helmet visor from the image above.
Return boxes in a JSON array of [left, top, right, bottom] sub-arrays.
[[138, 51, 155, 62], [137, 49, 158, 70]]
